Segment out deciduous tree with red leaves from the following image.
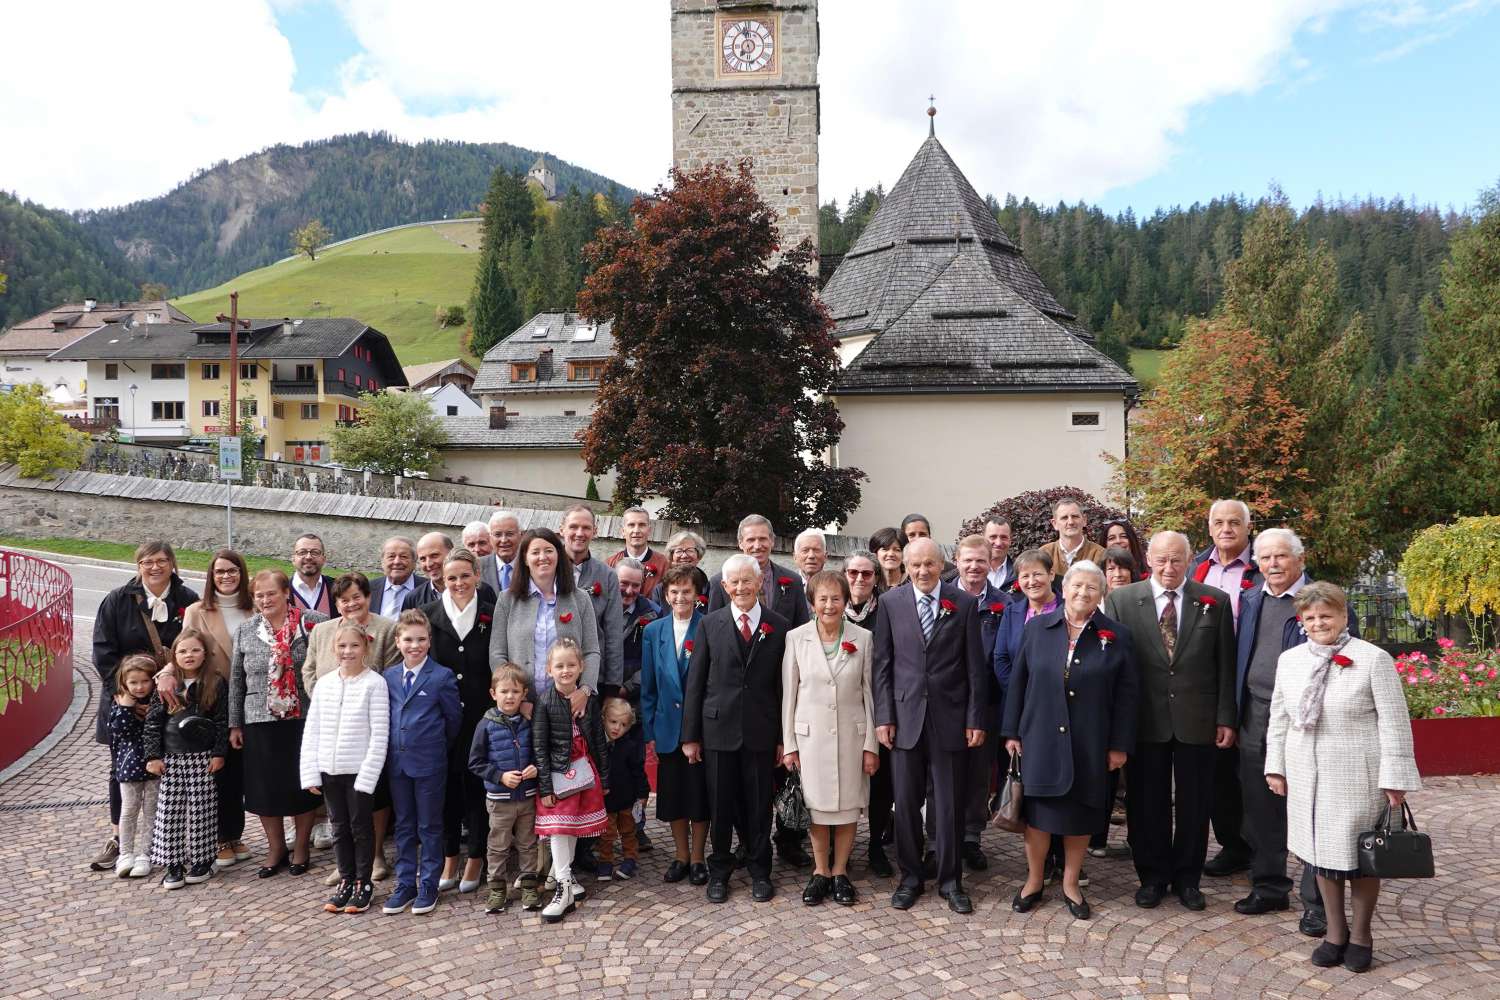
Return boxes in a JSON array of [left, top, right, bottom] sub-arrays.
[[577, 161, 863, 531]]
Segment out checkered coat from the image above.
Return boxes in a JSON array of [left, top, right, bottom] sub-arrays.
[[1265, 637, 1422, 872]]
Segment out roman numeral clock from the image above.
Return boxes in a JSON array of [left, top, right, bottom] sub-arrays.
[[718, 13, 778, 76]]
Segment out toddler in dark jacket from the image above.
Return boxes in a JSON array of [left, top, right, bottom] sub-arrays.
[[468, 663, 539, 913], [597, 698, 651, 880]]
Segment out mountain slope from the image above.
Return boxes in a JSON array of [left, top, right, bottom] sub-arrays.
[[0, 192, 138, 331], [78, 132, 634, 295], [172, 220, 481, 365]]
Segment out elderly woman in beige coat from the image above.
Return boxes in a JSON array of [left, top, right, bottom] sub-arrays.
[[1266, 581, 1421, 975], [782, 570, 879, 907]]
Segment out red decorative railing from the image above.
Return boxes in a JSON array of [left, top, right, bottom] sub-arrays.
[[0, 550, 74, 772]]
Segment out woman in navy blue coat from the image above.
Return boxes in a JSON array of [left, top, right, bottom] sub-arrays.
[[1002, 560, 1138, 920]]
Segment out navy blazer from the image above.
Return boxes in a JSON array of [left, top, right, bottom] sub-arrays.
[[1001, 610, 1138, 801], [639, 612, 700, 751], [1234, 575, 1360, 715], [871, 581, 988, 752], [992, 594, 1059, 729], [383, 656, 461, 779], [621, 595, 663, 699]]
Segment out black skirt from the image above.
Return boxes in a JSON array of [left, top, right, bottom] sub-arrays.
[[242, 720, 320, 817], [654, 747, 709, 823], [1023, 792, 1104, 837]]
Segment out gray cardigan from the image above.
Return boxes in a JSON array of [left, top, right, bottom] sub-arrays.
[[489, 588, 600, 699], [229, 610, 326, 728]]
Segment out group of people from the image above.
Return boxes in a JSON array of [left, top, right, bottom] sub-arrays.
[[88, 497, 1421, 970]]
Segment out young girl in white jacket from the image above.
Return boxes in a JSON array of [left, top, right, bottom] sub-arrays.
[[300, 620, 389, 913]]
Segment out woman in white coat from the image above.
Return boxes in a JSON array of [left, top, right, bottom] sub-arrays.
[[782, 570, 879, 907], [1266, 581, 1421, 975]]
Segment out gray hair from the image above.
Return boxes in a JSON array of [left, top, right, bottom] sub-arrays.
[[461, 520, 491, 545], [1254, 527, 1305, 559], [794, 528, 826, 550], [615, 557, 646, 576], [488, 508, 519, 529], [666, 530, 706, 558], [721, 553, 763, 580], [845, 549, 878, 570], [622, 506, 651, 521], [1147, 530, 1192, 559], [383, 535, 416, 554], [737, 513, 775, 542], [1062, 559, 1107, 592], [1208, 498, 1252, 525]]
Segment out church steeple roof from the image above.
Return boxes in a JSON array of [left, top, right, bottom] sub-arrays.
[[846, 136, 1017, 255]]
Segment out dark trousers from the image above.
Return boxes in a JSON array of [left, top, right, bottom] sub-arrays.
[[443, 765, 489, 859], [215, 745, 245, 843], [1127, 739, 1216, 891], [322, 772, 375, 882], [867, 744, 894, 853], [705, 747, 777, 882], [891, 732, 966, 893], [1088, 767, 1122, 850], [390, 769, 446, 893], [109, 774, 122, 825], [1238, 735, 1324, 915], [1211, 746, 1250, 858]]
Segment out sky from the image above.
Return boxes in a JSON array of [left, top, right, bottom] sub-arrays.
[[1, 0, 1496, 218]]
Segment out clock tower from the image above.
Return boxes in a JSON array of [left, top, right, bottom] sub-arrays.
[[671, 0, 819, 265]]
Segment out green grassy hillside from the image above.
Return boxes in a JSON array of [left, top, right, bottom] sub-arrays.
[[1129, 348, 1172, 390], [173, 220, 482, 364]]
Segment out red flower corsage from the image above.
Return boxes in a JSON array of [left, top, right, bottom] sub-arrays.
[[1241, 577, 1255, 590], [1197, 595, 1218, 615], [683, 639, 694, 654], [840, 640, 857, 654], [589, 582, 602, 597], [696, 594, 709, 606], [1332, 653, 1354, 668], [937, 598, 956, 619], [1097, 628, 1117, 649], [175, 606, 187, 620], [988, 602, 1006, 615], [777, 576, 794, 591], [1010, 580, 1022, 591], [477, 612, 491, 632], [759, 622, 774, 635], [559, 612, 574, 624]]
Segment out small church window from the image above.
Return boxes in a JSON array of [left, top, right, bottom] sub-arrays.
[[1070, 411, 1101, 428]]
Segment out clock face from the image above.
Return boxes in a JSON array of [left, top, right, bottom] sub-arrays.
[[721, 17, 776, 74]]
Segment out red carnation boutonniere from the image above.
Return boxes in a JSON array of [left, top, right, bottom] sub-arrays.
[[589, 582, 602, 597], [682, 639, 694, 654], [1097, 628, 1117, 649], [559, 612, 574, 624], [937, 598, 956, 620], [840, 640, 858, 654], [1197, 595, 1218, 617], [477, 612, 491, 634], [987, 602, 1007, 615], [1241, 577, 1255, 591], [176, 606, 187, 620], [777, 575, 794, 595], [753, 621, 774, 647], [696, 594, 709, 607], [1332, 653, 1354, 668], [1010, 580, 1022, 592]]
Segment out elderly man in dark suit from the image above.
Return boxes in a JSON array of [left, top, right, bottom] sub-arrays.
[[1104, 529, 1236, 911], [681, 554, 789, 903], [873, 537, 988, 914], [369, 536, 425, 619]]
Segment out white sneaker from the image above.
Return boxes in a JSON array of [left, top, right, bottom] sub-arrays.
[[541, 880, 575, 923], [115, 854, 134, 878], [129, 857, 151, 878], [312, 822, 335, 850], [324, 868, 342, 886]]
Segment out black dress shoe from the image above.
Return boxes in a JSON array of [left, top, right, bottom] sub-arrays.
[[868, 848, 894, 878], [802, 874, 832, 905], [1343, 942, 1373, 973], [288, 861, 309, 877], [939, 887, 973, 914], [663, 860, 690, 883], [706, 879, 729, 903], [751, 878, 775, 902], [1310, 939, 1348, 967], [831, 874, 857, 905], [256, 856, 289, 879], [890, 885, 922, 910], [1234, 893, 1290, 915], [961, 842, 988, 871], [777, 840, 812, 869], [1012, 887, 1045, 913], [1135, 884, 1167, 909], [1063, 891, 1091, 920], [1299, 909, 1328, 938], [1203, 849, 1251, 877], [689, 863, 710, 886], [1177, 886, 1207, 911]]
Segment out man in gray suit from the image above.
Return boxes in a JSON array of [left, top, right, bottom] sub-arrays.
[[1104, 530, 1237, 911], [561, 504, 624, 691], [485, 509, 521, 594], [460, 521, 497, 590]]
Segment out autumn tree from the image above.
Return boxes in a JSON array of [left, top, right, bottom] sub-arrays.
[[1111, 321, 1310, 540], [139, 281, 169, 301], [291, 219, 333, 261], [578, 161, 864, 532], [329, 391, 448, 475], [0, 384, 89, 479]]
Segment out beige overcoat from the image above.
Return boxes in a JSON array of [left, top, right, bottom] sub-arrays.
[[781, 620, 879, 824]]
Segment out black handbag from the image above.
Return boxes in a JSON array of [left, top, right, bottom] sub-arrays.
[[1357, 801, 1434, 879], [775, 770, 811, 832], [990, 753, 1025, 834]]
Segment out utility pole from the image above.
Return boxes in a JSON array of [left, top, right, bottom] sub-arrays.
[[215, 293, 249, 547]]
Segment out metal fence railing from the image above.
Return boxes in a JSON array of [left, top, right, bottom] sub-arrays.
[[1347, 583, 1432, 647]]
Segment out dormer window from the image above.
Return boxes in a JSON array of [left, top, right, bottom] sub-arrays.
[[567, 361, 603, 382], [512, 362, 537, 383]]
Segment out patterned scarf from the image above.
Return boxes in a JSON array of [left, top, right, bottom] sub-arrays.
[[1293, 629, 1352, 731], [262, 606, 305, 720], [845, 593, 878, 626]]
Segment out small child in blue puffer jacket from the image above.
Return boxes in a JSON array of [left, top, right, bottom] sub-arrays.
[[468, 663, 539, 913]]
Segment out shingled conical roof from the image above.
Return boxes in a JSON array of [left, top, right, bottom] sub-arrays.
[[821, 134, 1092, 346]]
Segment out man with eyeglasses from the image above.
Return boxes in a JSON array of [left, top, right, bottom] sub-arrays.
[[290, 533, 335, 615]]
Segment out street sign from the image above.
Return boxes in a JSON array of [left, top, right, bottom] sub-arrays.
[[218, 436, 242, 482]]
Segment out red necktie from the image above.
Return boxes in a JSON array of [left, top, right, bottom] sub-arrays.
[[740, 613, 752, 642]]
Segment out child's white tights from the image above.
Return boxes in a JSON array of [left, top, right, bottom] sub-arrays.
[[550, 834, 577, 884]]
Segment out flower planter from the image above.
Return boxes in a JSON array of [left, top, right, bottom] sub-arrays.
[[1411, 717, 1500, 775]]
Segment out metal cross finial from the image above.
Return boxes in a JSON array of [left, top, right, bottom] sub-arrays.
[[927, 95, 937, 137]]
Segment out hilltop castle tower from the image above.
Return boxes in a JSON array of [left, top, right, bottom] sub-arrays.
[[670, 0, 819, 262]]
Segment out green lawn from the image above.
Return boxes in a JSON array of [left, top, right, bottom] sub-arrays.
[[0, 536, 357, 577], [1129, 348, 1172, 389], [173, 221, 481, 366]]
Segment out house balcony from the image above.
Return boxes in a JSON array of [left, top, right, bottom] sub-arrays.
[[271, 379, 320, 396], [323, 379, 365, 398]]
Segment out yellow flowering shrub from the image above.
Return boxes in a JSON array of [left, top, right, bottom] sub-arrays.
[[1400, 516, 1500, 647]]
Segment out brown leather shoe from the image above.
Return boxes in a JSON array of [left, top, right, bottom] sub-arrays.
[[89, 836, 120, 872]]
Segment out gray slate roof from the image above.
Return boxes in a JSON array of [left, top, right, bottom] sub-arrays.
[[820, 136, 1082, 343], [471, 313, 614, 395], [835, 248, 1135, 395], [440, 414, 589, 449]]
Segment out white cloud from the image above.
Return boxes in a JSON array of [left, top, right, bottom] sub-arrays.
[[0, 0, 1481, 215]]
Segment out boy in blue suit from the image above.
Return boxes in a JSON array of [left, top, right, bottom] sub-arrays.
[[381, 609, 460, 915]]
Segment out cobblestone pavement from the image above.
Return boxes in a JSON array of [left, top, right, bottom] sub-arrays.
[[2, 624, 1497, 999]]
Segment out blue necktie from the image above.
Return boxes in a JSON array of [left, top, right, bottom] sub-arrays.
[[404, 670, 415, 696], [918, 593, 935, 643], [500, 561, 512, 591]]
